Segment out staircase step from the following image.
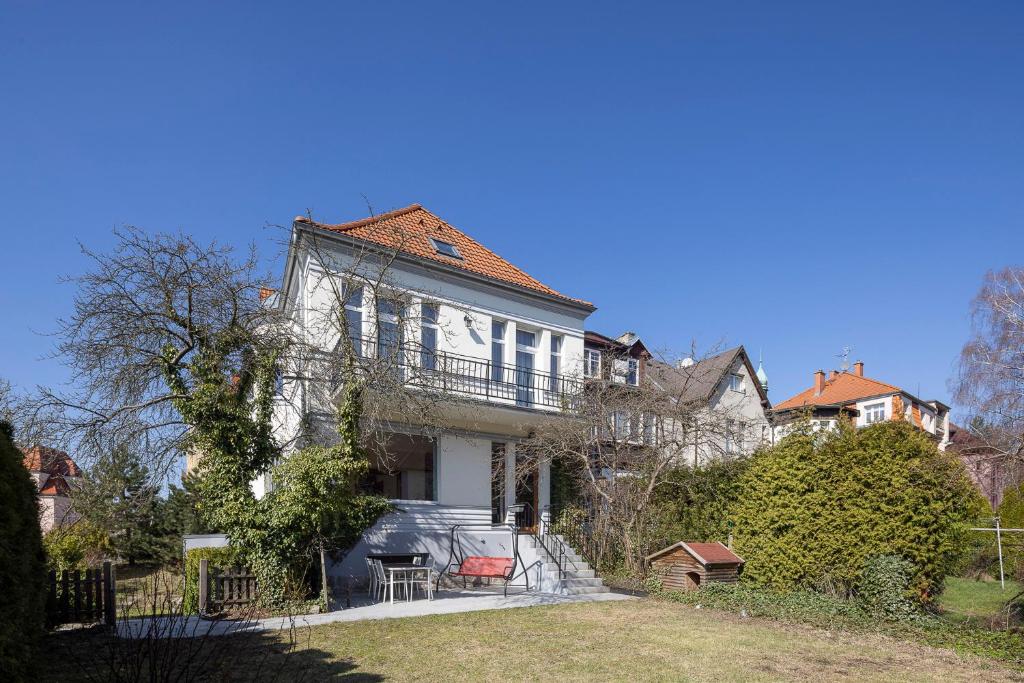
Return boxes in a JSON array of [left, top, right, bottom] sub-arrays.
[[564, 578, 604, 588], [562, 585, 610, 595]]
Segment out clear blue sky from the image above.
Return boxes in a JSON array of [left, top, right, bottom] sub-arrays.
[[2, 1, 1022, 411]]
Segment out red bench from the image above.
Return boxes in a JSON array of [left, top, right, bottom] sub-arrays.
[[450, 556, 514, 580]]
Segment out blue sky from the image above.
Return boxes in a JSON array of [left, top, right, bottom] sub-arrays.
[[1, 1, 1022, 411]]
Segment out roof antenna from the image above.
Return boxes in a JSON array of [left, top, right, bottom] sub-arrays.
[[836, 346, 852, 372]]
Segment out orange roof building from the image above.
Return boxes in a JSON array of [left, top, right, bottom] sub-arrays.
[[294, 204, 591, 307], [772, 361, 951, 449], [21, 445, 82, 532]]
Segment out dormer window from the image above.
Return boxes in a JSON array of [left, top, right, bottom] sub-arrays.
[[428, 237, 462, 260]]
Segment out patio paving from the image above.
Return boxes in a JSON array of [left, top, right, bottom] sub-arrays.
[[116, 588, 634, 639]]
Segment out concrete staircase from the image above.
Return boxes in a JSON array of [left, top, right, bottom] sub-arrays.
[[519, 534, 610, 596]]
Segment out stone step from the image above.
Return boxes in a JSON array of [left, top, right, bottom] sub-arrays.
[[563, 577, 604, 588], [562, 585, 610, 595], [541, 561, 592, 575]]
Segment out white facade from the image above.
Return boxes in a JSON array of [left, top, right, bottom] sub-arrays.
[[678, 354, 772, 466], [271, 220, 593, 582]]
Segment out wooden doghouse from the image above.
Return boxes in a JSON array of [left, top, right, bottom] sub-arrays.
[[645, 542, 743, 591]]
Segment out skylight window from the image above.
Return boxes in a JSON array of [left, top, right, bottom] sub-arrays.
[[429, 237, 462, 260]]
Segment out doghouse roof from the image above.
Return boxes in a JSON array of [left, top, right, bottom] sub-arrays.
[[645, 541, 744, 566]]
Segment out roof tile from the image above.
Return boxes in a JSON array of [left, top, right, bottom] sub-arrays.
[[773, 372, 901, 411], [298, 205, 591, 306]]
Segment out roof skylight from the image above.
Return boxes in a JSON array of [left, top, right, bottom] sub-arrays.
[[429, 237, 463, 260]]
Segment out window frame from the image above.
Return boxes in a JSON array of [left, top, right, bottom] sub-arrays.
[[491, 320, 506, 382], [420, 302, 439, 371], [428, 237, 463, 260], [864, 402, 886, 424], [584, 349, 602, 378], [729, 373, 745, 393], [549, 334, 562, 391]]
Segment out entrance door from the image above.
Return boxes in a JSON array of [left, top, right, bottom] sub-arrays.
[[515, 330, 535, 407], [514, 466, 538, 532]]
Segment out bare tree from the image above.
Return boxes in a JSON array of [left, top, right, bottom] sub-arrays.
[[518, 345, 762, 574], [27, 227, 289, 482], [275, 207, 492, 471], [954, 266, 1024, 494]]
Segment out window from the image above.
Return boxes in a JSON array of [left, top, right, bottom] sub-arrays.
[[642, 412, 656, 445], [491, 320, 505, 382], [612, 357, 638, 384], [729, 373, 745, 393], [613, 411, 630, 439], [549, 335, 562, 391], [584, 349, 601, 378], [626, 358, 639, 385], [428, 237, 462, 260], [725, 420, 745, 454], [864, 402, 886, 424], [377, 296, 402, 369], [421, 303, 438, 371], [343, 283, 363, 357], [816, 420, 832, 431], [516, 329, 536, 407], [362, 440, 435, 501]]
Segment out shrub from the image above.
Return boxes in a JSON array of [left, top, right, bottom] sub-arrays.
[[651, 459, 749, 549], [857, 555, 919, 620], [182, 546, 239, 613], [0, 421, 47, 681], [43, 521, 110, 573], [732, 420, 980, 605]]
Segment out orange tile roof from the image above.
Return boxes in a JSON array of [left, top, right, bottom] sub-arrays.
[[296, 205, 592, 306], [21, 445, 81, 478], [773, 371, 902, 411], [39, 475, 72, 497]]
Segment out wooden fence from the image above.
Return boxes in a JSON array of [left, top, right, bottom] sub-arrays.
[[198, 560, 259, 612], [47, 561, 116, 627]]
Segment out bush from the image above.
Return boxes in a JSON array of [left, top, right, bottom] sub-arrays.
[[182, 546, 238, 613], [0, 421, 47, 681], [732, 420, 980, 605], [43, 521, 110, 573], [651, 459, 749, 549], [857, 555, 919, 620]]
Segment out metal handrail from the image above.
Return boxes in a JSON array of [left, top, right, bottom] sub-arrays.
[[519, 502, 582, 590], [326, 336, 584, 410], [546, 505, 599, 571]]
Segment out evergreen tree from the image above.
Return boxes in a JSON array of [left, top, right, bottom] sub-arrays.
[[0, 421, 46, 681], [74, 446, 162, 565]]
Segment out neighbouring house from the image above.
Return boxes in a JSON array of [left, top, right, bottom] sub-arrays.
[[21, 445, 82, 532], [646, 541, 744, 591], [772, 361, 951, 449], [267, 203, 608, 594], [647, 346, 772, 466], [947, 423, 1017, 510]]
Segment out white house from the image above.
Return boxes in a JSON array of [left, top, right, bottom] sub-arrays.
[[648, 347, 773, 466], [772, 361, 951, 449], [268, 204, 606, 593], [21, 445, 82, 533]]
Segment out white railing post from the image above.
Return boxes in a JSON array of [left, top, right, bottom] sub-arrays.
[[540, 507, 552, 537]]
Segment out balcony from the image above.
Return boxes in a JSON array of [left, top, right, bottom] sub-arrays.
[[328, 336, 584, 412]]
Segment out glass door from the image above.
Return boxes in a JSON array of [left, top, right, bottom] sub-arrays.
[[515, 330, 535, 407]]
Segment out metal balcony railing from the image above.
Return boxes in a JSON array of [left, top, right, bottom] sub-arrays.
[[330, 336, 584, 410]]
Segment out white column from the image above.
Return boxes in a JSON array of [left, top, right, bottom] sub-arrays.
[[538, 457, 552, 535], [538, 456, 551, 514], [504, 442, 516, 525]]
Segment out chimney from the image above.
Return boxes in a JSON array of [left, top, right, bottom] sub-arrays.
[[853, 361, 864, 377], [259, 287, 276, 302], [814, 369, 826, 396], [829, 370, 839, 380]]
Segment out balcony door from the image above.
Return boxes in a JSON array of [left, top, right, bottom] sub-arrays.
[[515, 330, 536, 407]]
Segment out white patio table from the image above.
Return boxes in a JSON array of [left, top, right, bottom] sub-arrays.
[[385, 563, 429, 605]]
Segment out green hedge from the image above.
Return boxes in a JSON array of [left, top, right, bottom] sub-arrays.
[[182, 546, 238, 613], [731, 420, 981, 604], [0, 421, 46, 681]]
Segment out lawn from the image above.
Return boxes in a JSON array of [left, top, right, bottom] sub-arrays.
[[45, 599, 1023, 682], [941, 576, 1022, 622]]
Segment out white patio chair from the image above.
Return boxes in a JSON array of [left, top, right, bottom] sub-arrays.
[[409, 553, 437, 600], [371, 559, 388, 603], [365, 557, 378, 597]]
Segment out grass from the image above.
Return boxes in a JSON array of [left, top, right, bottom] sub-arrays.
[[45, 598, 1024, 682], [941, 577, 1023, 621], [114, 563, 183, 617]]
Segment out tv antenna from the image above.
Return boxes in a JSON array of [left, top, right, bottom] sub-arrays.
[[836, 346, 853, 371]]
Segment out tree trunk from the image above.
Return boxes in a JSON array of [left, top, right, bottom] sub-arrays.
[[320, 541, 330, 612]]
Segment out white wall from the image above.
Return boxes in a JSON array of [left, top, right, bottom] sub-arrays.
[[436, 435, 492, 507]]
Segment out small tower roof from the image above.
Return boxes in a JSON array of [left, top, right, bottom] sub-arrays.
[[756, 352, 769, 392]]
